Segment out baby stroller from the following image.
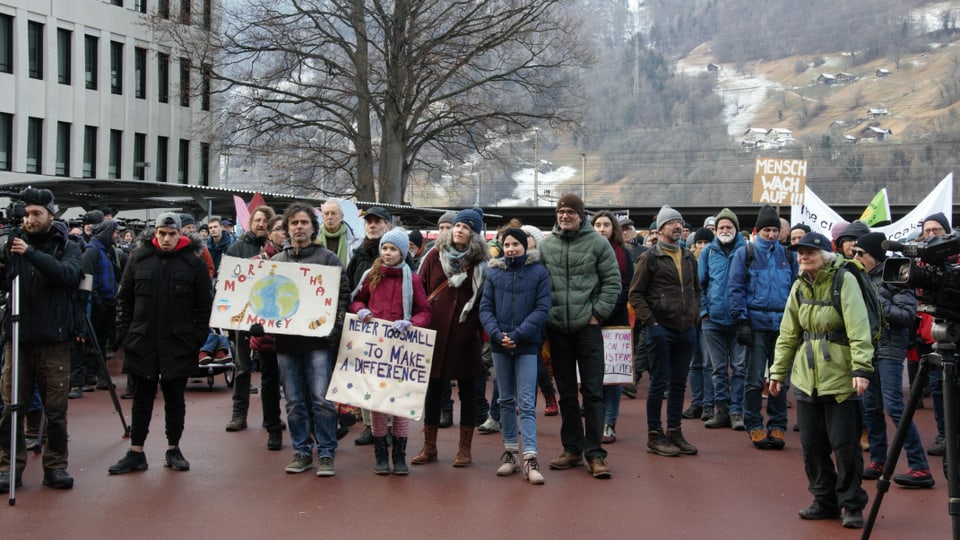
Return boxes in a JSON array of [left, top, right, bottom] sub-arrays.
[[190, 328, 236, 390]]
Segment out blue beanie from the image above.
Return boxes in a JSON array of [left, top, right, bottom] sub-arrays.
[[454, 207, 484, 235], [380, 229, 409, 260]]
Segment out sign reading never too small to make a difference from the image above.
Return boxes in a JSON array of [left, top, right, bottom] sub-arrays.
[[753, 158, 807, 206]]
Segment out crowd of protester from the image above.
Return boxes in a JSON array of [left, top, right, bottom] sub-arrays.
[[0, 187, 955, 531]]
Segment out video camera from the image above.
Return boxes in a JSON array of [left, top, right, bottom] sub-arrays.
[[883, 234, 960, 322]]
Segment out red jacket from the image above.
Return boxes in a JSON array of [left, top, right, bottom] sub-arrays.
[[349, 265, 432, 328]]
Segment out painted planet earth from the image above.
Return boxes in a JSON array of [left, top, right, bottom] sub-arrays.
[[250, 275, 300, 320]]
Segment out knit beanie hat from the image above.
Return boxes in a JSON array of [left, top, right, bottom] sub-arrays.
[[408, 229, 424, 248], [84, 210, 105, 225], [179, 214, 196, 228], [791, 223, 811, 235], [831, 221, 850, 242], [380, 229, 410, 260], [755, 205, 780, 231], [556, 193, 586, 220], [656, 205, 683, 230], [703, 216, 716, 228], [692, 227, 715, 245], [923, 212, 951, 234], [855, 232, 887, 262], [838, 220, 871, 242], [501, 227, 528, 252], [454, 207, 484, 234], [520, 225, 544, 247], [715, 207, 740, 231], [438, 210, 457, 226]]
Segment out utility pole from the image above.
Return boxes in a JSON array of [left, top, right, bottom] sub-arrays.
[[580, 153, 586, 203], [533, 127, 540, 206]]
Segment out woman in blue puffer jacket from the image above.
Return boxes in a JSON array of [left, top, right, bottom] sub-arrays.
[[479, 227, 551, 485]]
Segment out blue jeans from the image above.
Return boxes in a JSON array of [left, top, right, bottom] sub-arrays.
[[201, 332, 229, 353], [744, 329, 788, 431], [493, 352, 539, 456], [703, 319, 747, 415], [646, 325, 695, 431], [603, 386, 621, 425], [688, 327, 714, 407], [862, 357, 930, 470], [278, 348, 338, 459]]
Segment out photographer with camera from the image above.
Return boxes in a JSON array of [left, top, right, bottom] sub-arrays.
[[0, 188, 83, 492]]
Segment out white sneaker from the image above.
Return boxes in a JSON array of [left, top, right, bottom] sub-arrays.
[[496, 450, 520, 476], [478, 416, 501, 434], [524, 456, 545, 485]]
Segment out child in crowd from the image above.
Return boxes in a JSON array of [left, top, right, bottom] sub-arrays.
[[349, 229, 432, 475]]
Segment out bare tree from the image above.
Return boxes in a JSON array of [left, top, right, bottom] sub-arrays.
[[154, 0, 590, 204]]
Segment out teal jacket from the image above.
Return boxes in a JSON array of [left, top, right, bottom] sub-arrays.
[[770, 257, 874, 400], [539, 221, 621, 333]]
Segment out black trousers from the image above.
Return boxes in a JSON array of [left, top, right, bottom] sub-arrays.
[[130, 375, 187, 447], [424, 376, 477, 427], [797, 396, 868, 512]]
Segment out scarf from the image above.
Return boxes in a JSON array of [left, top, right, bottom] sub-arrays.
[[351, 263, 414, 321], [438, 242, 486, 323], [319, 224, 349, 262]]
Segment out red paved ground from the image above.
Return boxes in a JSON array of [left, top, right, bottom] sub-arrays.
[[1, 361, 951, 540]]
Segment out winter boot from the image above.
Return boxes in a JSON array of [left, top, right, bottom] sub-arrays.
[[411, 425, 438, 465], [646, 430, 680, 457], [704, 404, 731, 429], [392, 436, 409, 475], [543, 394, 559, 416], [452, 425, 475, 467], [373, 436, 391, 475]]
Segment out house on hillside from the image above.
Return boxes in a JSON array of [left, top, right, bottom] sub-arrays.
[[844, 135, 858, 144], [836, 72, 857, 82], [707, 63, 720, 78], [817, 73, 837, 85], [876, 68, 891, 78], [830, 120, 850, 129], [859, 126, 893, 141], [741, 127, 768, 143], [767, 128, 795, 144], [868, 107, 889, 118]]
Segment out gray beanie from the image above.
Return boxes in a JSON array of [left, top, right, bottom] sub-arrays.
[[438, 210, 457, 226], [656, 205, 683, 230]]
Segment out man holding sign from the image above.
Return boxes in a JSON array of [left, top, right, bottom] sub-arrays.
[[271, 203, 351, 477]]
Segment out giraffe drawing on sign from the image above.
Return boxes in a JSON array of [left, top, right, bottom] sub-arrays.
[[230, 302, 252, 328]]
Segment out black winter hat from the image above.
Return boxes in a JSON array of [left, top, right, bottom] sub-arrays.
[[837, 220, 871, 242], [755, 205, 781, 231], [692, 227, 715, 245], [855, 232, 887, 262]]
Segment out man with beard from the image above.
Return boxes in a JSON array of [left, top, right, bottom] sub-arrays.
[[701, 208, 748, 431]]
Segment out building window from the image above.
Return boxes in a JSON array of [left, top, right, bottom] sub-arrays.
[[109, 129, 122, 179], [158, 0, 169, 19], [181, 0, 190, 25], [56, 122, 71, 176], [134, 47, 146, 99], [28, 21, 43, 80], [57, 29, 71, 85], [84, 35, 98, 90], [201, 64, 211, 111], [135, 0, 147, 14], [111, 0, 123, 6], [110, 41, 123, 94], [157, 52, 169, 103], [0, 113, 11, 171], [179, 57, 191, 107], [26, 117, 42, 174], [178, 139, 189, 183], [199, 142, 210, 186], [83, 126, 96, 178], [0, 15, 13, 74], [156, 136, 168, 182], [133, 133, 146, 180], [202, 0, 212, 30]]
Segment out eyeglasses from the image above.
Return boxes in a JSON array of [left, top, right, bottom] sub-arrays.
[[851, 249, 866, 257], [556, 209, 578, 216]]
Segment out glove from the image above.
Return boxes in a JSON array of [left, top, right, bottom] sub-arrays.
[[392, 320, 412, 333], [736, 320, 753, 346], [249, 323, 265, 337], [356, 308, 373, 322]]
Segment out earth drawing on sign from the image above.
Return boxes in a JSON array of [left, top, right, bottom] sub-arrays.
[[249, 275, 301, 320]]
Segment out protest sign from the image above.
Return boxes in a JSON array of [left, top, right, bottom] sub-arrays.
[[603, 326, 633, 385], [326, 314, 436, 420], [753, 158, 807, 206], [209, 255, 341, 337]]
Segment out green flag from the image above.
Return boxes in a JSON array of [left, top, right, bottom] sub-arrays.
[[860, 188, 891, 226]]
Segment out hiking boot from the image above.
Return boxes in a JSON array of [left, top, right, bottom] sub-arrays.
[[700, 405, 714, 421], [497, 450, 520, 476], [69, 387, 83, 399], [602, 424, 617, 444], [543, 394, 559, 416], [704, 405, 731, 429], [355, 425, 374, 445], [225, 416, 247, 432], [798, 500, 841, 520], [767, 429, 786, 450], [893, 468, 935, 488], [681, 403, 703, 419], [164, 447, 190, 471], [267, 431, 283, 451], [549, 452, 583, 470], [0, 470, 22, 493], [749, 428, 770, 449], [391, 437, 409, 476], [730, 414, 745, 431], [285, 453, 313, 474], [665, 428, 698, 455], [109, 450, 148, 475], [42, 469, 74, 489], [438, 410, 454, 428], [316, 456, 336, 477], [842, 508, 863, 529], [586, 456, 611, 479], [646, 430, 680, 457], [928, 434, 946, 456], [478, 416, 501, 434], [862, 461, 883, 480], [523, 456, 544, 485]]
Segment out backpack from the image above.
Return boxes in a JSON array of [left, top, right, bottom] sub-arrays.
[[796, 258, 884, 346]]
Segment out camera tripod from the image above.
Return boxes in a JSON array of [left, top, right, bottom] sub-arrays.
[[863, 318, 960, 539]]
